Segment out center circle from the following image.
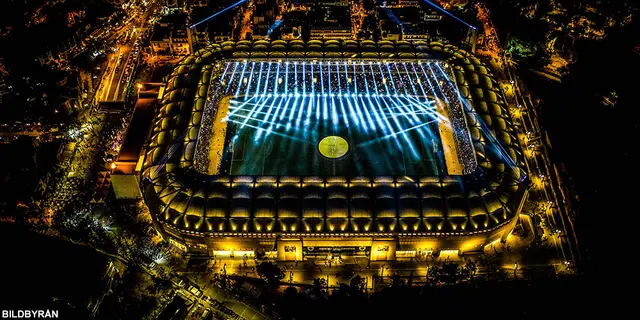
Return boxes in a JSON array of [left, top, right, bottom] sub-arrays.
[[318, 136, 349, 159]]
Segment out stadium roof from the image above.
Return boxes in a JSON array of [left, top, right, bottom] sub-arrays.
[[111, 174, 142, 199], [142, 40, 528, 236]]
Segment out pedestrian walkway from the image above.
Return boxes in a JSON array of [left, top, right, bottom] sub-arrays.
[[204, 283, 268, 320]]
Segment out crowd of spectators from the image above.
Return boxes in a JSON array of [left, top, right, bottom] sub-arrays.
[[193, 62, 228, 174], [429, 65, 477, 174], [192, 60, 478, 175], [45, 109, 130, 212]]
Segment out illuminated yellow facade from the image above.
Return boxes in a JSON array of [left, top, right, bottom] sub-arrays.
[[155, 217, 518, 261], [142, 40, 529, 261]]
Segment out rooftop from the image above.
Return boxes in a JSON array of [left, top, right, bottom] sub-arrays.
[[111, 174, 143, 199], [309, 6, 351, 30], [116, 98, 155, 163], [150, 25, 171, 42], [158, 13, 188, 28]]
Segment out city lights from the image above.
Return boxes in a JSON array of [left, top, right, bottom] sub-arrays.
[[1, 0, 596, 315]]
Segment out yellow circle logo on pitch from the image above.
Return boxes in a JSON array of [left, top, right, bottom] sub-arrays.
[[318, 136, 349, 159]]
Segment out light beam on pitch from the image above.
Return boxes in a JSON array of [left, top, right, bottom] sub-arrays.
[[234, 61, 248, 97], [225, 61, 239, 93], [320, 62, 328, 121], [336, 62, 349, 127], [368, 63, 396, 137], [244, 62, 255, 99], [410, 62, 428, 98], [287, 95, 299, 131], [254, 62, 264, 96], [358, 120, 437, 148], [402, 62, 420, 98], [343, 62, 360, 126], [254, 94, 278, 140], [284, 62, 289, 95], [361, 62, 384, 133], [328, 62, 338, 127]]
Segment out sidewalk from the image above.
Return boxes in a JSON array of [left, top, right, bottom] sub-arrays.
[[192, 260, 269, 320], [204, 283, 268, 320], [201, 255, 475, 289]]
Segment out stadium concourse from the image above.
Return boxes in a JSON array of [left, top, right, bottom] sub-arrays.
[[141, 40, 529, 261]]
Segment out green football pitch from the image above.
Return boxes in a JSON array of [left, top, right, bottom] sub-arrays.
[[216, 95, 447, 176]]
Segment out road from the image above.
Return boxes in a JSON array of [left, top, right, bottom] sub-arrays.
[[103, 44, 132, 102], [197, 255, 482, 294], [162, 264, 269, 320], [470, 15, 578, 270], [98, 2, 158, 102], [202, 284, 268, 320], [45, 1, 160, 214], [501, 52, 579, 267]]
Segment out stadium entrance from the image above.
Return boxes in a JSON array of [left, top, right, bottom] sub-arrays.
[[276, 238, 396, 261], [303, 246, 371, 258]]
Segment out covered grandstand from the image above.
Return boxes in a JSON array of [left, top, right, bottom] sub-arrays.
[[142, 40, 529, 260]]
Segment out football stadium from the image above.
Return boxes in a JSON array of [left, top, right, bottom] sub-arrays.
[[142, 40, 529, 261]]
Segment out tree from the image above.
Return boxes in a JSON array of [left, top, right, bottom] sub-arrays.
[[97, 266, 157, 319], [284, 285, 298, 298], [256, 262, 284, 287], [332, 283, 353, 299], [254, 247, 266, 259], [312, 277, 327, 298], [152, 277, 172, 295], [525, 45, 551, 69], [440, 262, 461, 284], [349, 275, 366, 293], [390, 273, 404, 288], [507, 36, 537, 60]]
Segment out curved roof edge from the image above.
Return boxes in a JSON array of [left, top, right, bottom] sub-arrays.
[[141, 41, 529, 235]]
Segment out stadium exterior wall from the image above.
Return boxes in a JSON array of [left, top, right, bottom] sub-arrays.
[[148, 201, 522, 262], [142, 40, 529, 260]]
